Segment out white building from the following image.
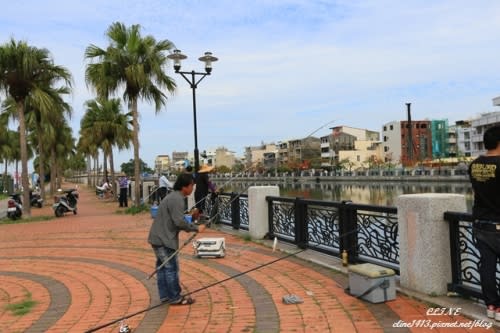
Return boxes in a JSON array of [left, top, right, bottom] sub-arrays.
[[382, 121, 402, 164], [471, 111, 500, 156]]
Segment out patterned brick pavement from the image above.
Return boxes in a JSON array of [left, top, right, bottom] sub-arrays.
[[0, 185, 497, 332]]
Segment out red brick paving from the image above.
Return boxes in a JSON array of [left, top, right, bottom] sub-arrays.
[[0, 184, 497, 332]]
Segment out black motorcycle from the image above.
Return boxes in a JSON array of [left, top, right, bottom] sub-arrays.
[[7, 193, 23, 220], [30, 190, 43, 208], [53, 189, 78, 217]]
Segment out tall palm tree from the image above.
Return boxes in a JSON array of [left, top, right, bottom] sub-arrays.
[[5, 85, 71, 201], [50, 119, 74, 192], [0, 39, 72, 216], [0, 114, 13, 191], [30, 86, 72, 201], [85, 22, 176, 206], [77, 135, 99, 188], [80, 98, 132, 197]]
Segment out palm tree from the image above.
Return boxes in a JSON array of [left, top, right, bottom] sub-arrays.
[[80, 98, 132, 197], [31, 87, 72, 200], [77, 135, 100, 188], [5, 85, 72, 201], [85, 22, 176, 206], [50, 119, 75, 192], [0, 39, 72, 216], [0, 114, 14, 191]]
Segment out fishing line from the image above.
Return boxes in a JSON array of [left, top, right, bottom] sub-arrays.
[[84, 248, 305, 333], [87, 119, 338, 332]]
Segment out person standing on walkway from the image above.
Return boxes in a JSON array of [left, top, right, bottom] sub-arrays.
[[469, 125, 500, 320], [148, 173, 205, 305], [194, 164, 216, 218], [118, 173, 128, 207], [158, 172, 172, 202]]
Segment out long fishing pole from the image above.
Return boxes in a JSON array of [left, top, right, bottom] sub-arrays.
[[84, 248, 305, 333], [87, 119, 338, 332], [145, 232, 199, 280], [146, 183, 252, 280]]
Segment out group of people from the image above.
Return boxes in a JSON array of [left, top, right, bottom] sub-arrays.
[[157, 165, 216, 219], [96, 173, 130, 207]]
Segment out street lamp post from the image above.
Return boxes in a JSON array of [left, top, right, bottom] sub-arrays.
[[167, 49, 218, 173]]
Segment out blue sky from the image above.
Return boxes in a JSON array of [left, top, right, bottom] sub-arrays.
[[2, 0, 500, 170]]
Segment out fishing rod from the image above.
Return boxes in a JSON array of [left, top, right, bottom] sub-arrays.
[[146, 183, 253, 280], [87, 119, 338, 332], [84, 247, 306, 333], [145, 232, 199, 280]]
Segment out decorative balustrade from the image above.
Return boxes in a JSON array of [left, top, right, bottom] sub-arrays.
[[205, 189, 491, 299], [444, 211, 500, 299]]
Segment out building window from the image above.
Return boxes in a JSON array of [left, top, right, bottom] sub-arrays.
[[383, 126, 387, 131], [390, 125, 394, 130], [357, 155, 360, 162]]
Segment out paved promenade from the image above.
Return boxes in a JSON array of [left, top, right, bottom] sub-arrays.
[[0, 185, 498, 332]]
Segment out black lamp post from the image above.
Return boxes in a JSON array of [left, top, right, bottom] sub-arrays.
[[167, 49, 218, 173]]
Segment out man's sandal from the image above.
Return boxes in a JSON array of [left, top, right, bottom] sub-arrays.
[[171, 296, 195, 305]]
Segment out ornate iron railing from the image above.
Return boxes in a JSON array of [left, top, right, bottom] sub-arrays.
[[206, 192, 249, 230], [444, 211, 500, 299], [266, 197, 399, 272], [206, 190, 500, 293]]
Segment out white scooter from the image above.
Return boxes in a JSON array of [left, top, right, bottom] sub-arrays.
[[53, 189, 79, 217]]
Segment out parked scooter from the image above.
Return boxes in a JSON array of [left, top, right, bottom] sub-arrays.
[[30, 189, 43, 208], [7, 193, 23, 220], [53, 189, 78, 217]]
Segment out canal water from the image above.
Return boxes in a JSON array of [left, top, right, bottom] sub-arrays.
[[215, 179, 473, 212]]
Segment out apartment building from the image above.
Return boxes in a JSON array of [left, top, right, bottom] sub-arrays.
[[471, 111, 500, 155], [154, 155, 170, 174], [244, 143, 277, 168], [321, 126, 380, 169], [430, 120, 449, 159], [214, 147, 236, 169], [171, 151, 189, 170]]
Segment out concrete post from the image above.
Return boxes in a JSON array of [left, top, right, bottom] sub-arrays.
[[248, 186, 280, 239], [397, 193, 466, 295]]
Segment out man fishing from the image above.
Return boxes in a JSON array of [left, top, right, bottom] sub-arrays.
[[148, 173, 206, 305]]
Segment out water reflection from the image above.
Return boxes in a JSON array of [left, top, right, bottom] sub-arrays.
[[218, 180, 473, 212]]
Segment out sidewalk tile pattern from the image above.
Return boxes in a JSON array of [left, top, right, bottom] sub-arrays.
[[0, 186, 497, 333]]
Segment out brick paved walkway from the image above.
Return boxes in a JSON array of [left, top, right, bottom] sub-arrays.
[[0, 185, 497, 332]]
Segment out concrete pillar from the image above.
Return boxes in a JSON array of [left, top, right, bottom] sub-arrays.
[[248, 186, 280, 239], [397, 193, 466, 295]]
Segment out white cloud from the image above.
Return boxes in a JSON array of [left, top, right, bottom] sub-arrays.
[[2, 0, 500, 168]]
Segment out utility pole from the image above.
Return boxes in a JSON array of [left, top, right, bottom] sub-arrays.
[[406, 103, 413, 166]]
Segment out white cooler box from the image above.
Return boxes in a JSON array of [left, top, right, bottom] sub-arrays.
[[193, 237, 225, 258], [348, 263, 396, 303]]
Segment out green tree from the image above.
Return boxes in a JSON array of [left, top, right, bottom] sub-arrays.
[[18, 85, 72, 200], [85, 22, 176, 206], [80, 98, 132, 196], [217, 165, 230, 174], [0, 39, 72, 216], [120, 158, 153, 177]]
